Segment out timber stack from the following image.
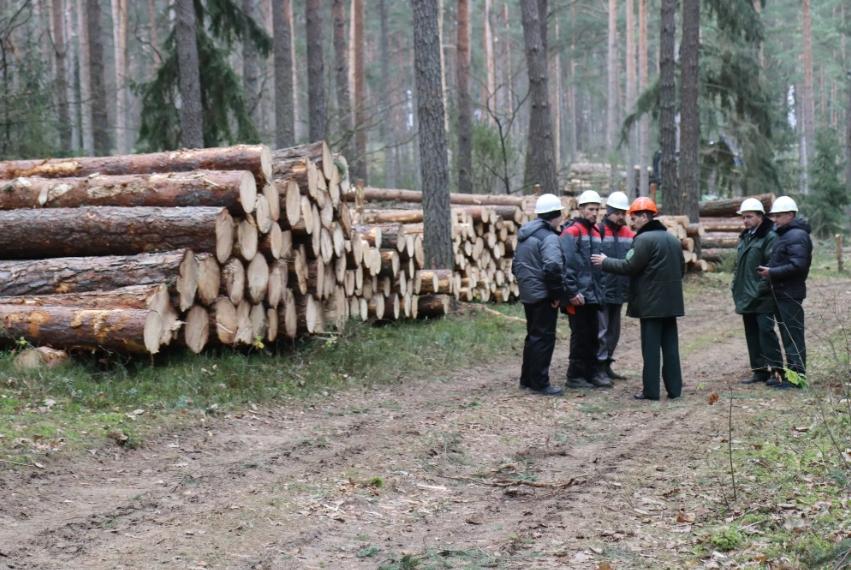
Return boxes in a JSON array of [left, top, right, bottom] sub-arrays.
[[696, 193, 775, 269]]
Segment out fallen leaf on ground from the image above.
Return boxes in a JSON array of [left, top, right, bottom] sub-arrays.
[[676, 511, 695, 523], [707, 392, 720, 405]]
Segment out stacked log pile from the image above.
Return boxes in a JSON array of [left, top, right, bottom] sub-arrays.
[[697, 193, 775, 267]]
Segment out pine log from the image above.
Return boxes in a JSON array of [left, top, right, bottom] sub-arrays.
[[0, 145, 273, 185], [369, 223, 407, 252], [195, 253, 221, 306], [211, 297, 238, 345], [183, 305, 210, 354], [343, 186, 529, 207], [353, 225, 382, 248], [262, 183, 280, 221], [246, 255, 270, 303], [280, 230, 293, 259], [234, 301, 253, 345], [381, 294, 400, 320], [267, 261, 284, 309], [272, 140, 336, 181], [417, 295, 451, 318], [249, 304, 267, 342], [259, 223, 284, 259], [0, 206, 234, 262], [280, 179, 302, 227], [700, 248, 737, 262], [700, 217, 745, 233], [702, 234, 740, 249], [416, 269, 454, 294], [280, 288, 298, 339], [295, 294, 319, 333], [360, 209, 423, 224], [0, 304, 164, 354], [221, 258, 246, 305], [379, 250, 400, 277], [367, 294, 385, 319], [699, 193, 774, 218], [0, 170, 258, 214], [254, 194, 274, 233], [266, 307, 279, 342], [235, 215, 259, 261]]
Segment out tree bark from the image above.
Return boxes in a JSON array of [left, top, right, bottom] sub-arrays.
[[147, 0, 160, 75], [242, 0, 261, 128], [417, 294, 450, 317], [638, 0, 649, 196], [411, 0, 453, 269], [86, 0, 110, 154], [379, 0, 395, 187], [342, 186, 528, 206], [175, 0, 203, 147], [847, 6, 851, 200], [678, 0, 700, 221], [483, 0, 495, 117], [456, 0, 473, 194], [0, 206, 234, 261], [273, 0, 295, 147], [659, 0, 678, 208], [0, 144, 272, 186], [0, 171, 257, 214], [305, 0, 326, 141], [76, 0, 94, 154], [606, 0, 618, 158], [800, 0, 815, 194], [0, 250, 195, 297], [51, 0, 72, 152], [333, 0, 353, 158], [352, 0, 367, 181], [520, 0, 559, 195], [111, 0, 128, 153], [624, 0, 636, 194]]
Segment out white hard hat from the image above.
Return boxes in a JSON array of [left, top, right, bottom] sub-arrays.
[[534, 193, 563, 215], [736, 197, 765, 214], [577, 190, 602, 206], [606, 191, 630, 211], [769, 196, 798, 214]]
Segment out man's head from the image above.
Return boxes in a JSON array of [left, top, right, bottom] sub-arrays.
[[737, 197, 765, 230], [535, 193, 564, 229], [768, 196, 798, 229], [576, 190, 602, 224], [606, 191, 630, 226], [627, 197, 658, 231]]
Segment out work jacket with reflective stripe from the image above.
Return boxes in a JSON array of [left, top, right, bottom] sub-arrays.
[[598, 220, 634, 305], [559, 218, 604, 306]]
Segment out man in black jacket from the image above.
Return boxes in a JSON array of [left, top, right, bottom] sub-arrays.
[[757, 196, 812, 388], [511, 194, 566, 396]]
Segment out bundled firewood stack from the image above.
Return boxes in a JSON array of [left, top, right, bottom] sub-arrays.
[[697, 193, 775, 269]]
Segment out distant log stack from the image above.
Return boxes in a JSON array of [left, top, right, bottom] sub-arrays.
[[692, 193, 775, 271]]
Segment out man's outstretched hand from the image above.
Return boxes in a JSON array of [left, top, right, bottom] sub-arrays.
[[590, 253, 607, 267]]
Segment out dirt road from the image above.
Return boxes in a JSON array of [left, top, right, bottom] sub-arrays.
[[1, 278, 848, 569]]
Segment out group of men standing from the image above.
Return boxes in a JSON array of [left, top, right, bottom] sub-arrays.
[[512, 190, 685, 400], [512, 189, 812, 400]]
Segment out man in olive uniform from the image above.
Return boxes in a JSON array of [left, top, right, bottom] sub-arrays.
[[512, 194, 566, 396], [731, 198, 782, 384], [757, 196, 812, 388], [591, 197, 684, 400]]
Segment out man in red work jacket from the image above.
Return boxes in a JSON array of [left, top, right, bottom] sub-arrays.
[[560, 190, 612, 389]]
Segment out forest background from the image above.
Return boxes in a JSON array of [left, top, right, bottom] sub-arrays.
[[0, 0, 849, 236]]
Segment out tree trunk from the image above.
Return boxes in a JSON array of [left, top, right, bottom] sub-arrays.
[[606, 0, 618, 159], [847, 4, 851, 200], [483, 0, 495, 117], [333, 0, 353, 158], [659, 0, 678, 208], [456, 0, 473, 194], [76, 0, 94, 154], [86, 0, 110, 154], [800, 0, 815, 194], [175, 0, 203, 147], [111, 0, 128, 153], [678, 0, 700, 221], [417, 294, 450, 317], [0, 250, 195, 296], [551, 16, 561, 165], [147, 0, 159, 75], [305, 0, 326, 141], [289, 0, 302, 141], [379, 0, 394, 187], [242, 0, 261, 128], [65, 0, 81, 150], [0, 144, 272, 185], [638, 0, 649, 196], [567, 1, 576, 162], [520, 0, 559, 195], [51, 0, 71, 152], [624, 0, 636, 194], [411, 0, 453, 269], [0, 206, 234, 261], [352, 0, 367, 181], [273, 0, 295, 147], [0, 171, 257, 213]]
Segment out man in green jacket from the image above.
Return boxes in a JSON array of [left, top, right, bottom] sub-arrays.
[[731, 198, 782, 384], [591, 197, 685, 400]]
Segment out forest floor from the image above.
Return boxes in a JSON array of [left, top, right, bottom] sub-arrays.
[[0, 272, 849, 569]]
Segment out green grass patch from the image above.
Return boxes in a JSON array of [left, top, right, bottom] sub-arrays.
[[0, 309, 525, 461]]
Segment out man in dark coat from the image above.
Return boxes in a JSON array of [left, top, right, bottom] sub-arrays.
[[591, 197, 685, 400], [757, 196, 812, 388], [731, 198, 782, 384], [511, 193, 566, 396], [596, 191, 635, 380], [560, 190, 611, 389]]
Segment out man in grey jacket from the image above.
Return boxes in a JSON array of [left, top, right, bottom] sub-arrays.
[[511, 194, 566, 396]]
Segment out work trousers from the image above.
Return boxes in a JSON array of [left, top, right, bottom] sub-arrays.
[[597, 303, 623, 363], [639, 317, 683, 400], [567, 304, 600, 379], [521, 300, 559, 390], [774, 297, 806, 375], [742, 313, 782, 378]]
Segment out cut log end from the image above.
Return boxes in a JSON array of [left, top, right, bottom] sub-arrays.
[[215, 210, 235, 263], [184, 305, 210, 354]]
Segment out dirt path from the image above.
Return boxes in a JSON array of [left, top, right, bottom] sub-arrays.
[[1, 279, 848, 569]]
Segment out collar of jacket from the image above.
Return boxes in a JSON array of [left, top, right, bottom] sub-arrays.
[[739, 216, 773, 239], [636, 219, 667, 235], [571, 217, 601, 235]]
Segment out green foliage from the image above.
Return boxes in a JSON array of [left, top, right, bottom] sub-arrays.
[[136, 0, 271, 151], [471, 122, 517, 195], [708, 526, 744, 551], [804, 130, 848, 238]]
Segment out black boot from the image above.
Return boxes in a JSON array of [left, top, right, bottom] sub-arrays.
[[740, 369, 770, 384], [589, 363, 613, 388], [605, 359, 627, 380]]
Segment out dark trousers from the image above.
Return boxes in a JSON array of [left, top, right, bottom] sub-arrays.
[[597, 303, 623, 362], [742, 313, 782, 377], [521, 300, 559, 389], [639, 317, 682, 399], [774, 298, 806, 374], [567, 303, 600, 379]]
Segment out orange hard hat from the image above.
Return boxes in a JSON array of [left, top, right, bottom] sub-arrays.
[[628, 196, 658, 215]]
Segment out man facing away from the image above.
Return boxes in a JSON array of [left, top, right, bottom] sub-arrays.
[[591, 197, 684, 400], [596, 191, 635, 381], [511, 194, 566, 396], [757, 196, 813, 389], [560, 190, 612, 389], [731, 198, 783, 385]]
